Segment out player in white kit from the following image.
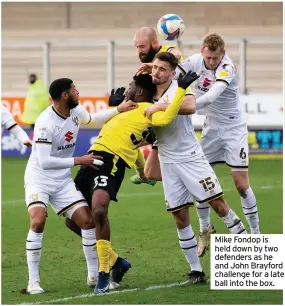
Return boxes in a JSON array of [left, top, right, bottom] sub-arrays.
[[176, 33, 260, 255], [141, 53, 247, 282], [24, 78, 137, 294], [1, 104, 32, 147]]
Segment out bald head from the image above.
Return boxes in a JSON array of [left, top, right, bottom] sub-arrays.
[[134, 27, 157, 43], [134, 27, 160, 63]]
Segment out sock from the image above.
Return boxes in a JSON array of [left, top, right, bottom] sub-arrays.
[[81, 228, 98, 281], [109, 248, 118, 267], [221, 209, 247, 234], [196, 202, 211, 233], [97, 240, 112, 273], [177, 225, 202, 272], [240, 187, 260, 234], [26, 229, 43, 284]]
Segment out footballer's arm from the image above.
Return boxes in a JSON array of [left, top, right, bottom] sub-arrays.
[[150, 87, 186, 126], [2, 105, 32, 146], [195, 81, 228, 110], [145, 94, 196, 119], [82, 101, 137, 125]]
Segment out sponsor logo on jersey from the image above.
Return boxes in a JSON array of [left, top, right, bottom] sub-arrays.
[[202, 78, 211, 87], [65, 131, 73, 142], [57, 143, 76, 151], [219, 70, 229, 77]]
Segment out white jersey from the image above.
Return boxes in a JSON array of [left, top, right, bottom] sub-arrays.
[[178, 54, 244, 124], [153, 80, 204, 163], [26, 104, 91, 181], [1, 104, 17, 132]]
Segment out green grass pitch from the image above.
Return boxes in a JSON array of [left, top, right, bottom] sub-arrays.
[[1, 157, 283, 304]]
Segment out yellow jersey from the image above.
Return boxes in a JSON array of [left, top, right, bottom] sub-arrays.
[[158, 44, 183, 62], [89, 88, 186, 168]]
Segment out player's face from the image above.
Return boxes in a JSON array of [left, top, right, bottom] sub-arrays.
[[135, 39, 157, 63], [65, 84, 79, 109], [125, 81, 136, 101], [201, 47, 225, 70], [152, 59, 174, 85]]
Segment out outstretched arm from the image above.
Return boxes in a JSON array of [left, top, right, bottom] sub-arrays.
[[195, 81, 228, 110]]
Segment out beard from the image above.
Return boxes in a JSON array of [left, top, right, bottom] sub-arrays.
[[139, 46, 157, 63], [66, 96, 78, 109]]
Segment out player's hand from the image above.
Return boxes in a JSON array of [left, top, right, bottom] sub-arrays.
[[144, 104, 167, 119], [74, 154, 103, 169], [117, 100, 138, 113], [136, 63, 153, 75], [23, 139, 32, 147], [108, 87, 126, 106], [177, 71, 199, 89]]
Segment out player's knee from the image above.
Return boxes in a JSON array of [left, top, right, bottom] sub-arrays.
[[172, 208, 189, 228], [92, 205, 107, 222], [235, 183, 248, 197], [30, 219, 45, 232], [29, 207, 46, 232], [209, 197, 229, 217], [79, 215, 94, 230], [231, 173, 249, 196]]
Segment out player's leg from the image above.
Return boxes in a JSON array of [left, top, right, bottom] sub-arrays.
[[25, 183, 48, 294], [178, 158, 246, 257], [64, 166, 96, 238], [225, 125, 260, 234], [207, 195, 247, 234], [231, 170, 259, 233], [160, 162, 206, 283], [144, 145, 162, 181], [67, 205, 99, 288], [90, 151, 130, 293], [130, 145, 160, 185], [197, 124, 223, 236], [50, 180, 99, 288]]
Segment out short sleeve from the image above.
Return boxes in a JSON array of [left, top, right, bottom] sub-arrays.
[[215, 63, 236, 85], [75, 105, 91, 125]]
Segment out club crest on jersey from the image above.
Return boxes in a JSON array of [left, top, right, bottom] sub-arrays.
[[162, 95, 170, 104], [72, 116, 79, 126]]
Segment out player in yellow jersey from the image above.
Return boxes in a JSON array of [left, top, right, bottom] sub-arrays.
[[74, 53, 199, 294]]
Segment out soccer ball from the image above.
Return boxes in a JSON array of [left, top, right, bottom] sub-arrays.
[[157, 14, 185, 41]]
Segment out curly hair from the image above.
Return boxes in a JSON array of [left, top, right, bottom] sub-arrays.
[[133, 73, 157, 96]]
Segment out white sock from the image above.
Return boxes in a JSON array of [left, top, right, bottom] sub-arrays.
[[26, 229, 43, 284], [81, 228, 98, 280], [196, 202, 210, 233], [177, 225, 202, 272], [221, 209, 247, 234], [240, 187, 260, 234]]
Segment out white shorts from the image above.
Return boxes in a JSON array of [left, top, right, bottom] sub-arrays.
[[25, 178, 88, 218], [200, 119, 249, 169], [160, 156, 223, 212]]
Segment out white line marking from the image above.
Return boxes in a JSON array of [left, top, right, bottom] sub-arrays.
[[20, 281, 189, 305], [2, 185, 281, 205]]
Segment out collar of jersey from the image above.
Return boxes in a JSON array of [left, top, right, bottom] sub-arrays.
[[153, 82, 172, 102], [52, 105, 68, 120]]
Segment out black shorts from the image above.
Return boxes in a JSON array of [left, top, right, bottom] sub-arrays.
[[74, 151, 128, 207]]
